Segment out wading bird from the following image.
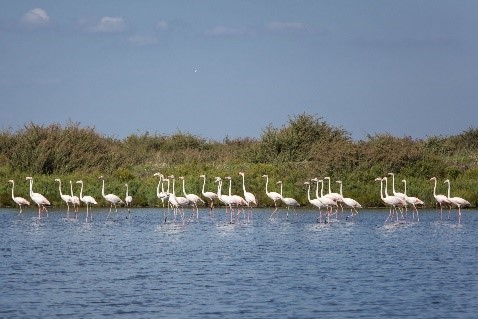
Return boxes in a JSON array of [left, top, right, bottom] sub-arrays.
[[261, 174, 282, 219], [26, 176, 50, 219], [239, 172, 257, 220], [430, 177, 452, 221], [125, 183, 133, 216], [200, 174, 218, 215], [336, 180, 362, 217], [401, 179, 424, 221], [76, 180, 97, 221], [55, 178, 73, 218], [99, 176, 124, 219], [444, 179, 470, 224], [8, 180, 30, 215], [276, 180, 300, 220], [70, 180, 80, 218]]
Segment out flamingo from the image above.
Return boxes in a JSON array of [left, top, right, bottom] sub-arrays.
[[304, 181, 326, 223], [261, 174, 282, 218], [179, 176, 204, 221], [376, 177, 406, 223], [8, 180, 30, 215], [313, 178, 338, 222], [276, 180, 300, 220], [54, 178, 73, 218], [26, 176, 50, 219], [225, 176, 247, 221], [430, 177, 452, 221], [215, 177, 236, 223], [323, 176, 344, 204], [335, 180, 362, 217], [444, 179, 470, 224], [70, 180, 80, 218], [388, 173, 407, 203], [76, 180, 97, 221], [125, 183, 133, 216], [169, 175, 190, 223], [99, 175, 124, 219], [401, 179, 424, 221], [238, 172, 257, 221], [200, 174, 218, 215], [153, 173, 169, 208]]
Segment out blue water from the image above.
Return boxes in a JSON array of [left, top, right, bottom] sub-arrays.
[[0, 207, 477, 318]]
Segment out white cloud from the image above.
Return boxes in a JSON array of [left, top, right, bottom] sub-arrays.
[[205, 25, 250, 37], [265, 21, 306, 32], [128, 35, 158, 46], [89, 16, 126, 33], [20, 8, 51, 27]]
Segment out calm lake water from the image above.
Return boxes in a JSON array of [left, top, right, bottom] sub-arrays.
[[0, 207, 477, 318]]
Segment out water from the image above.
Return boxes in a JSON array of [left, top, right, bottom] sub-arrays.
[[0, 207, 477, 318]]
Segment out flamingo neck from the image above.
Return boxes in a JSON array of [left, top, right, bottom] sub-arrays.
[[228, 179, 232, 196], [101, 179, 106, 197], [201, 177, 206, 194], [446, 181, 451, 198], [307, 184, 312, 201], [391, 174, 396, 193], [383, 178, 389, 197], [182, 179, 187, 196], [279, 183, 283, 197], [241, 174, 246, 192], [29, 179, 33, 197], [11, 182, 15, 200], [57, 181, 63, 196], [315, 180, 319, 199], [327, 178, 332, 194], [79, 183, 84, 200]]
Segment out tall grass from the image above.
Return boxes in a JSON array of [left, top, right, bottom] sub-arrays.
[[1, 114, 477, 208]]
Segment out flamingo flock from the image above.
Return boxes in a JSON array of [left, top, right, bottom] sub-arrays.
[[5, 173, 472, 224]]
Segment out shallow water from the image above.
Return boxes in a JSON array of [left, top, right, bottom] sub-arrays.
[[0, 207, 477, 318]]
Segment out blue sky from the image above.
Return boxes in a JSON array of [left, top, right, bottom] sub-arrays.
[[1, 1, 477, 141]]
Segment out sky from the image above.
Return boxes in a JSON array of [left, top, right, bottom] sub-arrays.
[[1, 1, 477, 141]]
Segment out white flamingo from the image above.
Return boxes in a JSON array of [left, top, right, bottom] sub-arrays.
[[179, 176, 204, 221], [323, 176, 344, 204], [261, 174, 282, 218], [430, 177, 452, 221], [388, 173, 407, 203], [225, 176, 247, 221], [376, 177, 406, 223], [444, 179, 470, 224], [169, 175, 190, 223], [8, 180, 30, 215], [26, 176, 50, 219], [200, 174, 218, 215], [276, 180, 300, 220], [401, 179, 424, 221], [69, 180, 80, 218], [304, 180, 326, 223], [153, 173, 169, 208], [215, 177, 236, 223], [76, 180, 97, 221], [55, 178, 73, 218], [125, 183, 133, 216], [239, 172, 257, 220], [313, 178, 338, 222], [99, 176, 124, 219], [336, 180, 362, 217]]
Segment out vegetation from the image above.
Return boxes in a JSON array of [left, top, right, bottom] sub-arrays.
[[1, 114, 477, 209]]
